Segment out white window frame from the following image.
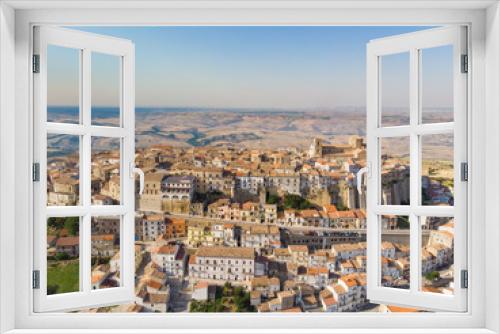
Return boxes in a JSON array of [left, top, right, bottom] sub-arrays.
[[32, 26, 136, 312], [366, 26, 467, 312], [0, 1, 499, 334]]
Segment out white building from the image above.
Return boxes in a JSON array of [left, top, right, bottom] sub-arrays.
[[162, 175, 195, 200], [140, 214, 166, 241], [240, 225, 281, 250], [189, 246, 255, 283], [235, 175, 265, 195], [151, 244, 186, 277]]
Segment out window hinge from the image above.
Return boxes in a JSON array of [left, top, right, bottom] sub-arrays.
[[461, 162, 468, 182], [32, 162, 40, 182], [32, 54, 40, 73], [32, 270, 40, 289], [461, 54, 468, 73], [461, 269, 468, 289]]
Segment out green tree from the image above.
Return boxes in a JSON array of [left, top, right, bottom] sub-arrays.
[[283, 194, 313, 210], [425, 271, 440, 281], [222, 282, 232, 297], [64, 217, 79, 236], [335, 203, 349, 211], [266, 194, 280, 205], [397, 216, 410, 229], [47, 284, 59, 295], [55, 252, 70, 261], [47, 217, 65, 231]]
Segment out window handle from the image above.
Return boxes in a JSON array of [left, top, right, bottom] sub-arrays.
[[356, 164, 370, 195], [130, 163, 145, 195]]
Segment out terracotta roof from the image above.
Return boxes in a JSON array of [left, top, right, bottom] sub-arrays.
[[91, 272, 107, 284], [274, 248, 291, 257], [145, 173, 167, 183], [250, 290, 261, 299], [54, 176, 79, 185], [280, 307, 301, 312], [300, 209, 320, 218], [156, 245, 178, 255], [307, 266, 329, 275], [333, 284, 347, 295], [288, 245, 308, 253], [149, 293, 169, 304], [277, 290, 296, 299], [144, 214, 164, 222], [91, 234, 114, 242], [147, 279, 163, 290], [323, 204, 338, 213], [386, 305, 420, 313], [329, 210, 356, 219], [242, 202, 259, 210], [56, 236, 79, 247], [195, 281, 209, 289], [251, 276, 280, 288], [196, 246, 254, 259]]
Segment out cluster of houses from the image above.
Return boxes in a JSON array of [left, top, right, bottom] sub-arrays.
[[125, 214, 453, 312], [183, 244, 371, 312], [44, 135, 455, 313]]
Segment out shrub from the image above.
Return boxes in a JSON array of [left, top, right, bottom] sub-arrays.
[[425, 271, 440, 281]]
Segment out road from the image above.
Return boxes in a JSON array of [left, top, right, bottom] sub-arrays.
[[163, 212, 426, 237], [167, 278, 191, 312]]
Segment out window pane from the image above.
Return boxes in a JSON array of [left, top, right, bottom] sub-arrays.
[[380, 52, 410, 127], [421, 217, 454, 295], [380, 215, 410, 289], [47, 217, 80, 295], [47, 134, 80, 206], [47, 45, 80, 124], [91, 137, 121, 205], [380, 137, 410, 205], [421, 46, 454, 124], [421, 134, 454, 206], [91, 216, 121, 290], [91, 52, 121, 127]]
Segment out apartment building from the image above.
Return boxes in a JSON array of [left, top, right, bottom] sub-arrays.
[[151, 244, 187, 277], [91, 234, 117, 257], [240, 225, 281, 250], [332, 242, 367, 261], [188, 246, 255, 283], [140, 214, 166, 241]]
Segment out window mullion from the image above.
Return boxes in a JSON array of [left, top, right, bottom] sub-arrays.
[[409, 47, 421, 294], [81, 48, 92, 294]]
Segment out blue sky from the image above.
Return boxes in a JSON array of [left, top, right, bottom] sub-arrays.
[[48, 26, 452, 110]]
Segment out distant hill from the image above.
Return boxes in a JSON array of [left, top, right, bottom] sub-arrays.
[[47, 106, 452, 159]]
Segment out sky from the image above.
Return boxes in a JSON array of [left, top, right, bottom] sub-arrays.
[[47, 26, 453, 110]]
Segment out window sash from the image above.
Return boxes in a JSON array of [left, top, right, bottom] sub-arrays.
[[366, 26, 468, 312], [32, 26, 136, 312]]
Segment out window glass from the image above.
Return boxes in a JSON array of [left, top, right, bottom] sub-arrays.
[[380, 52, 410, 127], [47, 134, 80, 206], [91, 137, 121, 205], [421, 134, 454, 206], [380, 137, 410, 205], [421, 46, 454, 124], [420, 216, 454, 295], [380, 215, 410, 289], [47, 217, 80, 295], [47, 45, 80, 124], [91, 216, 121, 290], [91, 52, 121, 127]]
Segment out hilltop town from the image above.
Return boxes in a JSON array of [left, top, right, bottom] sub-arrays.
[[46, 130, 454, 313]]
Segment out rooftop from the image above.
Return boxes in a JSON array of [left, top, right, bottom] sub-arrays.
[[196, 246, 255, 259]]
